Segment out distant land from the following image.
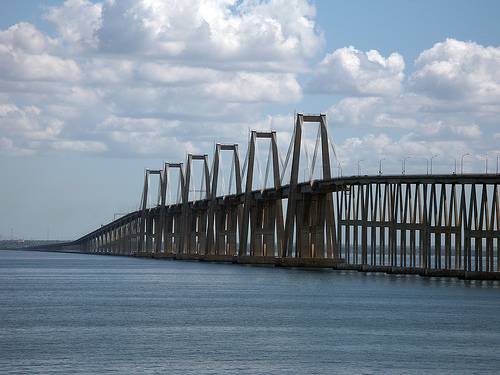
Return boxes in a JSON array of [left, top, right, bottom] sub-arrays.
[[0, 240, 68, 250]]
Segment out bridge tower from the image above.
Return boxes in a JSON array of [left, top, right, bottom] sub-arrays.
[[181, 154, 211, 255], [158, 162, 185, 254], [239, 131, 284, 257], [283, 114, 338, 259], [207, 144, 242, 256], [138, 169, 162, 254]]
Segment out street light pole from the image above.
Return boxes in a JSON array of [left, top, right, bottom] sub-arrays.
[[378, 158, 385, 175], [430, 154, 438, 175], [460, 153, 471, 174], [401, 156, 411, 175]]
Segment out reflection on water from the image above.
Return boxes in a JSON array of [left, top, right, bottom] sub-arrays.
[[1, 250, 499, 374]]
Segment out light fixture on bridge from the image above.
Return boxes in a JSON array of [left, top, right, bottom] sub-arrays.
[[460, 153, 471, 174], [401, 156, 411, 175], [426, 154, 438, 175], [378, 158, 385, 176]]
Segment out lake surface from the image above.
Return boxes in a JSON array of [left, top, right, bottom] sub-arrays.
[[1, 250, 500, 374]]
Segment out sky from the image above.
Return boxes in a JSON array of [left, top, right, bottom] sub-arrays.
[[1, 0, 500, 240]]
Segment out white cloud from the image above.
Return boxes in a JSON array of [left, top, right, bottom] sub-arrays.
[[308, 47, 405, 96], [0, 0, 318, 157], [105, 127, 199, 157], [448, 123, 482, 139], [0, 52, 81, 82], [45, 0, 102, 49], [0, 22, 56, 53], [336, 132, 475, 175], [137, 63, 217, 85], [327, 95, 421, 129], [0, 136, 35, 156], [98, 116, 180, 133], [203, 72, 301, 102], [0, 102, 106, 155], [323, 39, 500, 170], [93, 0, 322, 66], [0, 0, 498, 167], [0, 103, 62, 141], [327, 93, 489, 142], [411, 38, 500, 103], [50, 140, 107, 152], [0, 23, 81, 82]]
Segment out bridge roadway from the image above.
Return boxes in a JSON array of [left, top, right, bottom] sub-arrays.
[[57, 173, 500, 280], [32, 114, 500, 280]]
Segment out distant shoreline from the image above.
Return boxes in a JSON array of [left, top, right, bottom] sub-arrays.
[[0, 240, 68, 250]]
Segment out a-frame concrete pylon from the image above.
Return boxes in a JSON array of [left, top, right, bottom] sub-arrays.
[[207, 144, 242, 255], [239, 131, 284, 257], [283, 114, 337, 259]]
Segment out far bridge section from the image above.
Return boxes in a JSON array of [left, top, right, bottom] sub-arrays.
[[65, 114, 499, 280]]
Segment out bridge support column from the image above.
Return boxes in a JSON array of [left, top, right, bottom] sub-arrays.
[[164, 211, 174, 254], [207, 144, 242, 256], [181, 154, 210, 255], [146, 214, 154, 253], [283, 114, 337, 259], [249, 199, 280, 257], [214, 202, 239, 255], [240, 131, 283, 257]]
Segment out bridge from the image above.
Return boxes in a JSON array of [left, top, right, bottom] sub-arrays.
[[50, 114, 500, 279]]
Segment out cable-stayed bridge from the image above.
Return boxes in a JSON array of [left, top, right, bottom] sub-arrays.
[[44, 114, 500, 279]]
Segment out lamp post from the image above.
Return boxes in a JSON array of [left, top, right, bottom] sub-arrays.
[[497, 154, 499, 174], [338, 162, 343, 177], [378, 158, 385, 175], [430, 154, 438, 175], [357, 159, 364, 176], [482, 155, 488, 174], [401, 156, 411, 175], [460, 153, 471, 174]]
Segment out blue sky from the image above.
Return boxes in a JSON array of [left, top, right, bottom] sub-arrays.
[[1, 0, 499, 240]]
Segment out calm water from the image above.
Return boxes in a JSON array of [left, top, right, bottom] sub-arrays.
[[1, 250, 500, 374]]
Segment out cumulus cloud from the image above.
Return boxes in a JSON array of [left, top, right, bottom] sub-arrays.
[[73, 0, 323, 66], [50, 140, 107, 153], [335, 132, 476, 176], [0, 22, 56, 53], [202, 72, 301, 102], [321, 38, 500, 174], [410, 38, 500, 104], [328, 93, 488, 141], [0, 22, 81, 82], [328, 95, 422, 129], [45, 0, 102, 49], [0, 103, 62, 141], [307, 47, 405, 96], [0, 0, 498, 170], [0, 0, 323, 157], [0, 102, 106, 155]]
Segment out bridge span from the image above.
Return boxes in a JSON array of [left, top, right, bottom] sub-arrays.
[[49, 114, 500, 280]]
